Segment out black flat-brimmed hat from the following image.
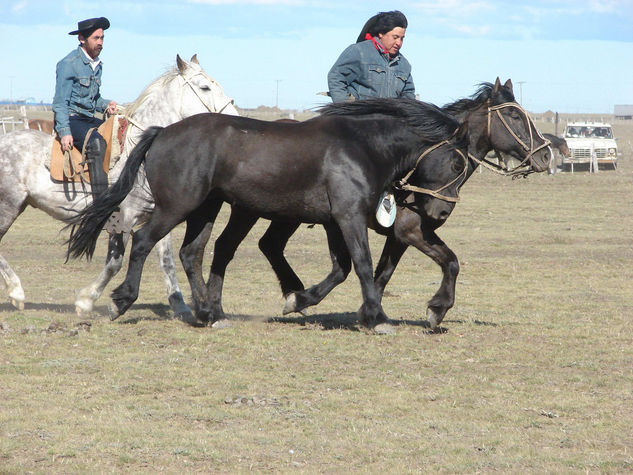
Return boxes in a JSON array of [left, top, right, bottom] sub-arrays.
[[68, 17, 110, 35]]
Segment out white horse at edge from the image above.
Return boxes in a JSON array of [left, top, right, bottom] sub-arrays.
[[0, 54, 238, 323]]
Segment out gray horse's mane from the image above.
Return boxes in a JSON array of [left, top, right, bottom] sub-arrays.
[[124, 68, 180, 117]]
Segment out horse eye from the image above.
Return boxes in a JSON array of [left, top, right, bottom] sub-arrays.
[[451, 158, 465, 174], [200, 85, 211, 91]]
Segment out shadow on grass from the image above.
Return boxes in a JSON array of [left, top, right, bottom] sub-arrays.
[[0, 302, 77, 313], [269, 312, 453, 334]]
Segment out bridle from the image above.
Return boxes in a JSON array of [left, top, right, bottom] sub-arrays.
[[468, 101, 551, 177], [179, 69, 235, 116], [395, 136, 468, 203], [117, 67, 234, 148]]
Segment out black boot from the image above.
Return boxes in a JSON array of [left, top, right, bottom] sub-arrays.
[[84, 134, 108, 198]]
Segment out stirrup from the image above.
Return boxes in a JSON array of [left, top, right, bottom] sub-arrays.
[[376, 191, 396, 227]]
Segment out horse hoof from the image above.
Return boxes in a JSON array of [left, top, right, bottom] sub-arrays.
[[11, 299, 25, 311], [211, 319, 232, 329], [175, 311, 200, 326], [282, 293, 297, 315], [373, 322, 396, 335], [75, 300, 93, 316], [427, 308, 440, 330], [108, 302, 121, 321]]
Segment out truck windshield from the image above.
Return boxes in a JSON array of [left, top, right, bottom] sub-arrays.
[[565, 126, 612, 139]]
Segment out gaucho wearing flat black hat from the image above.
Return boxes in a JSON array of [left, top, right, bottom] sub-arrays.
[[68, 17, 110, 35]]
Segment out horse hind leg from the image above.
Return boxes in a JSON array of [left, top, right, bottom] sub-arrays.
[[75, 232, 129, 315], [0, 196, 27, 310], [109, 210, 181, 319], [155, 233, 196, 324]]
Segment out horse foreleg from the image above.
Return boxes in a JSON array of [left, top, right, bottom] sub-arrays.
[[419, 227, 459, 330], [109, 213, 176, 320], [258, 221, 304, 297], [205, 207, 258, 327], [0, 254, 25, 310], [179, 217, 215, 324], [396, 221, 458, 330], [373, 234, 408, 301], [335, 220, 391, 332], [155, 233, 196, 324], [283, 223, 351, 316], [75, 232, 128, 315]]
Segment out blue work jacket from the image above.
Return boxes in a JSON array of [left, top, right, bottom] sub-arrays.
[[52, 46, 110, 137], [327, 39, 415, 103]]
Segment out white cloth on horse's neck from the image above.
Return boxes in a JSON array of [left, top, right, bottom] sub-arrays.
[[80, 47, 101, 70]]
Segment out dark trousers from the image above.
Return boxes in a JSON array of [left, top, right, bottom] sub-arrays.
[[69, 115, 104, 150], [69, 115, 107, 196]]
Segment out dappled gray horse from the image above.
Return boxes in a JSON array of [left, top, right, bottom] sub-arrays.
[[0, 55, 238, 317]]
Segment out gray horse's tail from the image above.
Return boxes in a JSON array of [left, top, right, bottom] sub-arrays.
[[65, 126, 163, 261]]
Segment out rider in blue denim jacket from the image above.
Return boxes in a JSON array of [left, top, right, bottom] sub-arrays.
[[328, 10, 415, 103], [53, 17, 117, 197], [53, 46, 110, 138], [327, 11, 415, 226]]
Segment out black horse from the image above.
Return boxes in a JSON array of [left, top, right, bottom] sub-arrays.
[[66, 98, 470, 330], [188, 78, 552, 331]]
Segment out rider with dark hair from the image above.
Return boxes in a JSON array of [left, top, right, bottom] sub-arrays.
[[327, 10, 415, 104], [53, 17, 117, 197]]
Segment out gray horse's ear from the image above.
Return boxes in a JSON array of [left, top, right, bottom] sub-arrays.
[[177, 54, 187, 73], [190, 54, 199, 64], [503, 78, 513, 92]]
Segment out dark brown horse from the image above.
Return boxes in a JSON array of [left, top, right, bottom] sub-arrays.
[[543, 133, 570, 157], [66, 98, 470, 330], [27, 119, 55, 135], [191, 78, 552, 331]]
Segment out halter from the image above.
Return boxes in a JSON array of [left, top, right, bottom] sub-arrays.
[[470, 101, 551, 177], [395, 137, 468, 203], [116, 67, 234, 148], [179, 69, 235, 116]]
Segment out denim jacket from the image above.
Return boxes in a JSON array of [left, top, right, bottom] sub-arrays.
[[52, 46, 110, 137], [327, 39, 415, 103]]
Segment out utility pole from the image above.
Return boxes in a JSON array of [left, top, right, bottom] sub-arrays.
[[275, 79, 282, 109], [517, 81, 526, 105], [9, 76, 15, 104]]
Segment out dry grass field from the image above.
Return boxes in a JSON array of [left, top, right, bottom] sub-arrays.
[[1, 109, 632, 472]]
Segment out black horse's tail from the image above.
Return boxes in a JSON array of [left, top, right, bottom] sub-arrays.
[[65, 126, 163, 261]]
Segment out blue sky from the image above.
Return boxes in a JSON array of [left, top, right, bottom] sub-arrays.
[[1, 0, 632, 113]]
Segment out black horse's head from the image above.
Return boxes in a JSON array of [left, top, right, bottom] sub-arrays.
[[396, 120, 470, 223], [486, 78, 552, 173]]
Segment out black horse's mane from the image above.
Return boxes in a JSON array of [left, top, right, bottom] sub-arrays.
[[442, 82, 515, 116], [318, 98, 459, 142]]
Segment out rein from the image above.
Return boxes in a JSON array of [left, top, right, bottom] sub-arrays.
[[477, 101, 551, 177], [395, 137, 468, 203]]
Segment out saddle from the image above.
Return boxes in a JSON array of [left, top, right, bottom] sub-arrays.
[[49, 116, 128, 183]]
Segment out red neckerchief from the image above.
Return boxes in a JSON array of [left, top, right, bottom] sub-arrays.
[[365, 33, 389, 56]]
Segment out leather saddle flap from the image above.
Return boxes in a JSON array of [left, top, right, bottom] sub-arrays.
[[49, 116, 118, 183]]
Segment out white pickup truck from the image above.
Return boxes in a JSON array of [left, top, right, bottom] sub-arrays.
[[562, 121, 618, 170]]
